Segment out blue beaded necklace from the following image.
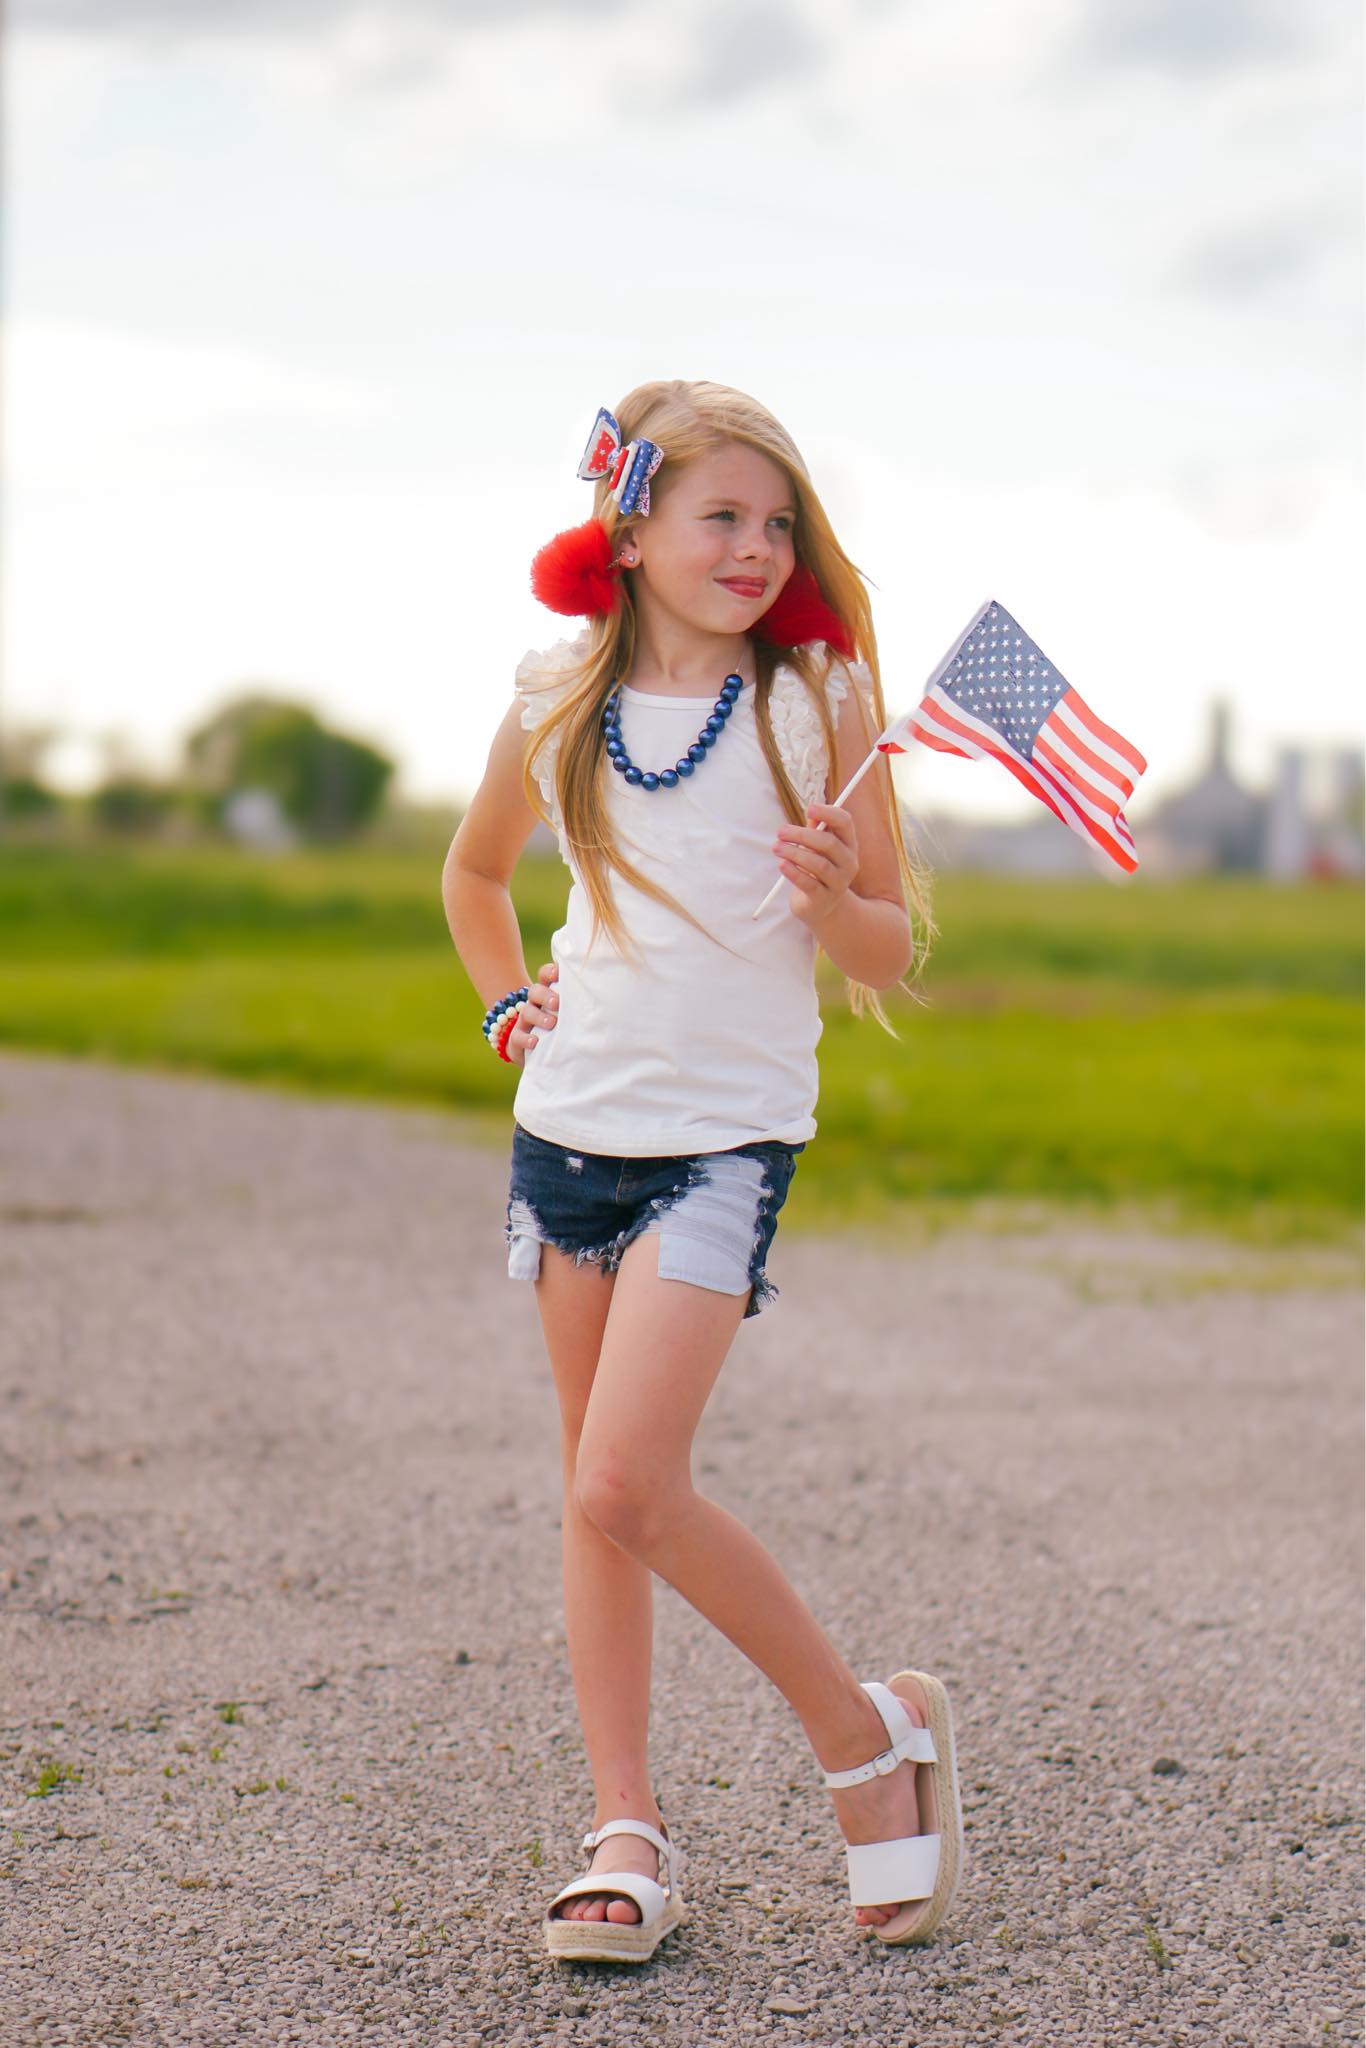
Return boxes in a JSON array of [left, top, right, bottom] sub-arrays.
[[602, 672, 745, 791]]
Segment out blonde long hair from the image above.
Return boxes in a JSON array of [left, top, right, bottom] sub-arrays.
[[520, 378, 936, 1035]]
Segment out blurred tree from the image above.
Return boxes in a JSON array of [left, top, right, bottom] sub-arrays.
[[89, 776, 178, 835], [0, 723, 62, 831], [184, 694, 281, 793], [184, 694, 394, 840], [2, 774, 61, 822]]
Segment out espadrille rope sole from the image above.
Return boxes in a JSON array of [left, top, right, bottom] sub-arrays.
[[544, 1817, 686, 1964]]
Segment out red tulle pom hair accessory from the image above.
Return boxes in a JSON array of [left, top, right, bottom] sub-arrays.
[[750, 563, 856, 659], [530, 517, 623, 620]]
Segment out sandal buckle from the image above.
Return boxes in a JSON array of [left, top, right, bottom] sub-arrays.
[[872, 1746, 900, 1776]]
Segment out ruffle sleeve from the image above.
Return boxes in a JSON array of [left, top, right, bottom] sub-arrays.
[[512, 628, 591, 833], [767, 658, 831, 810], [768, 641, 880, 808], [823, 646, 880, 739]]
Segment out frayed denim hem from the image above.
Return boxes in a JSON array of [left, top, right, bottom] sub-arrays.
[[741, 1159, 782, 1317], [506, 1155, 716, 1287]]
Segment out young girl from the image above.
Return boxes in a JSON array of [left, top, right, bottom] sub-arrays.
[[442, 379, 964, 1963]]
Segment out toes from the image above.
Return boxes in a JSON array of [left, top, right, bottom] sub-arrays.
[[556, 1891, 642, 1925], [588, 1895, 641, 1923]]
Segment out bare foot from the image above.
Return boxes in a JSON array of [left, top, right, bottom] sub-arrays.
[[826, 1683, 929, 1932], [549, 1813, 668, 1925]]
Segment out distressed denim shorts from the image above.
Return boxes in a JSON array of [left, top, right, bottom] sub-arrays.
[[505, 1122, 806, 1319]]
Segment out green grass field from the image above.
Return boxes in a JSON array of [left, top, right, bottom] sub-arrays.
[[1, 842, 1360, 1250]]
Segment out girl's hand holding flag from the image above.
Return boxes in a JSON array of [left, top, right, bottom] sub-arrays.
[[773, 802, 861, 931]]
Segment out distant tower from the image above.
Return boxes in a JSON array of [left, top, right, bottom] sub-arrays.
[[1333, 747, 1364, 832], [1209, 699, 1232, 774], [1320, 746, 1366, 877], [1146, 692, 1264, 870], [1264, 748, 1309, 879]]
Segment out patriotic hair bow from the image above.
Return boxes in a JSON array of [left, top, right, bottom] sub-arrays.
[[577, 406, 665, 518]]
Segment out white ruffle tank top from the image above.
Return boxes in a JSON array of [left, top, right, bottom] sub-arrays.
[[510, 628, 874, 1157]]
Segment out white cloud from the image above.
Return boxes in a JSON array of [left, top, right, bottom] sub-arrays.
[[4, 319, 401, 488], [1066, 0, 1322, 79]]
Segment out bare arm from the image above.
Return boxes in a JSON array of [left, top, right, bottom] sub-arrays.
[[777, 676, 913, 989], [441, 699, 561, 1060], [814, 889, 913, 989]]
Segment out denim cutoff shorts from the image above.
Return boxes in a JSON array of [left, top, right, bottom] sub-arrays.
[[506, 1122, 806, 1318]]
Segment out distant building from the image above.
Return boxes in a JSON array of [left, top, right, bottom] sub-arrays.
[[1139, 699, 1363, 880], [1142, 701, 1264, 873], [222, 786, 297, 851]]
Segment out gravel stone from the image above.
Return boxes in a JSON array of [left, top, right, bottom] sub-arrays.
[[0, 1050, 1361, 2048]]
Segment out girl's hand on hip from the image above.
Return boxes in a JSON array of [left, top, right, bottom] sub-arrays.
[[773, 804, 859, 932], [505, 959, 558, 1066]]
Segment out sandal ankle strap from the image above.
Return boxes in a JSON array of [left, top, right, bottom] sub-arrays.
[[578, 1816, 684, 1898], [821, 1679, 938, 1789], [580, 1817, 679, 1867]]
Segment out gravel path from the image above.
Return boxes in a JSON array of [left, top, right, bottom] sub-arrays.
[[1, 1049, 1361, 2048]]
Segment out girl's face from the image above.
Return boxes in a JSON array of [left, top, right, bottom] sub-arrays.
[[622, 441, 798, 637]]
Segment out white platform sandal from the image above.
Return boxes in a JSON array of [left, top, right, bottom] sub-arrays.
[[820, 1670, 964, 1945], [544, 1816, 686, 1963]]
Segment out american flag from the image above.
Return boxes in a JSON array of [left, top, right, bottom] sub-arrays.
[[881, 598, 1147, 873]]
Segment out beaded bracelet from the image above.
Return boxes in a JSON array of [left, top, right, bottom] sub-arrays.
[[483, 984, 530, 1064], [492, 1011, 521, 1061]]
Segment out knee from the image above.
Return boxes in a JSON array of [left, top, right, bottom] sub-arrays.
[[574, 1456, 683, 1552]]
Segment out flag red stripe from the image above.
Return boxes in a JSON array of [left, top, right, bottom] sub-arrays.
[[1040, 724, 1138, 851], [892, 724, 972, 760], [1043, 708, 1134, 805], [1063, 689, 1146, 777], [1028, 746, 1137, 868], [1052, 700, 1137, 800], [1034, 730, 1121, 818]]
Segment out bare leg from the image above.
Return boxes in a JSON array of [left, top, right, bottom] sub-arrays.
[[574, 1232, 927, 1930], [529, 1244, 665, 1925]]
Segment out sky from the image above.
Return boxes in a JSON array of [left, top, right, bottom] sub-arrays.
[[3, 0, 1362, 828]]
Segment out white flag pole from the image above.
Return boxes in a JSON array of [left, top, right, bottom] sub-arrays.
[[750, 740, 888, 920]]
